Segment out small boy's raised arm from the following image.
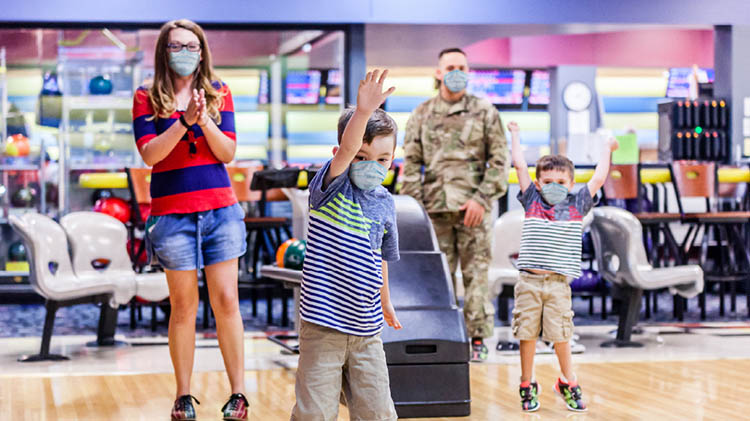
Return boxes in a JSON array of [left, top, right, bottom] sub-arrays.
[[587, 137, 620, 197], [325, 69, 395, 187], [508, 121, 531, 192]]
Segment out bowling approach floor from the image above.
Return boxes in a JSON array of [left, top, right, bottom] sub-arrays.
[[2, 324, 749, 420]]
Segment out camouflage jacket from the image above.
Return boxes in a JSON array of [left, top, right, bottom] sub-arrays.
[[401, 94, 509, 213]]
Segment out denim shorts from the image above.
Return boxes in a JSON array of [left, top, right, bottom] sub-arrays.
[[145, 203, 247, 271]]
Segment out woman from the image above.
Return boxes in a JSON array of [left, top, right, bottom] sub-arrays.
[[132, 19, 248, 421]]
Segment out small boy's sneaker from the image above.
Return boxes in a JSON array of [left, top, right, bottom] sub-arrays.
[[471, 338, 488, 362], [554, 378, 587, 412], [519, 381, 540, 412], [221, 393, 249, 420], [171, 395, 200, 420]]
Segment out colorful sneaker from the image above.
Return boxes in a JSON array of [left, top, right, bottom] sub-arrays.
[[519, 381, 540, 412], [554, 378, 587, 412], [221, 393, 249, 420], [471, 338, 488, 362], [171, 395, 200, 420]]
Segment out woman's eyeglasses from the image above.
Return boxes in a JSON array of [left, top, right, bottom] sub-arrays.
[[167, 42, 201, 53]]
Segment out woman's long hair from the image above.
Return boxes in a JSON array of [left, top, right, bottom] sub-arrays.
[[147, 19, 223, 124]]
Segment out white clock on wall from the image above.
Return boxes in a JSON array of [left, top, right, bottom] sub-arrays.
[[563, 81, 592, 111]]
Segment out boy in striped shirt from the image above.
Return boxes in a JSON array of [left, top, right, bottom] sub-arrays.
[[508, 121, 618, 413], [291, 70, 402, 421]]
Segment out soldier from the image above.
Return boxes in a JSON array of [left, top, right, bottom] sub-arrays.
[[401, 48, 509, 362]]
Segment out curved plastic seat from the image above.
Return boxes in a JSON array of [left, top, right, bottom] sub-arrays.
[[591, 207, 703, 298], [60, 212, 169, 303], [10, 213, 133, 305], [9, 212, 143, 361], [590, 206, 704, 348]]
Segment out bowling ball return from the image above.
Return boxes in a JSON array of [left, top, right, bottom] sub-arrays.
[[262, 195, 471, 418]]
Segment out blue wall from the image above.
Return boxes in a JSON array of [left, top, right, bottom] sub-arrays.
[[3, 0, 750, 25]]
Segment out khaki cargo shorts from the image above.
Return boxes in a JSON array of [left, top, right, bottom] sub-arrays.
[[511, 271, 575, 343]]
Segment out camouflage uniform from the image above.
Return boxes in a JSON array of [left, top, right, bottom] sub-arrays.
[[401, 94, 509, 339]]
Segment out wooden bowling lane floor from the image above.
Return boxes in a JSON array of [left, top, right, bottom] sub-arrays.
[[2, 359, 747, 421]]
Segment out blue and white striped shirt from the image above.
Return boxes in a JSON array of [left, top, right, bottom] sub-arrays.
[[300, 160, 399, 336]]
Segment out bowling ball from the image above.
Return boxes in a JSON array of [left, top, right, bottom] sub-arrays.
[[5, 134, 30, 157], [570, 269, 602, 292], [8, 241, 27, 262], [11, 186, 37, 207], [283, 239, 307, 270], [276, 238, 297, 267], [91, 189, 113, 205], [89, 76, 113, 95], [93, 197, 131, 224]]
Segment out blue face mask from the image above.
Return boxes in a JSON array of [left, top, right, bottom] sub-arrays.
[[350, 160, 388, 191], [169, 50, 200, 77], [443, 69, 469, 93], [540, 182, 569, 205]]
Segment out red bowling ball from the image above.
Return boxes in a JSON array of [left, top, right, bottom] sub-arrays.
[[93, 197, 131, 224]]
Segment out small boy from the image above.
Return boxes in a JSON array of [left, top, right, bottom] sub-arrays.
[[291, 70, 402, 421], [507, 121, 618, 412]]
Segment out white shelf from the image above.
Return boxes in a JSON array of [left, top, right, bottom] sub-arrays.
[[0, 164, 41, 171], [64, 95, 132, 111]]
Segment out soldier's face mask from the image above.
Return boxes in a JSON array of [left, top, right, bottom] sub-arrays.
[[540, 182, 569, 205], [350, 160, 388, 191], [443, 70, 469, 93]]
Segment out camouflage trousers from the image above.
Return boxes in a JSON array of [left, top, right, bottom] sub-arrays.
[[429, 211, 495, 339]]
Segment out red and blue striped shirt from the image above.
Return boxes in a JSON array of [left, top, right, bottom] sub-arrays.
[[132, 82, 237, 215]]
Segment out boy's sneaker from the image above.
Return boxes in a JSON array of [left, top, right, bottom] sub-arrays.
[[171, 395, 200, 420], [554, 378, 587, 412], [519, 381, 540, 412], [471, 338, 488, 362], [221, 393, 249, 420]]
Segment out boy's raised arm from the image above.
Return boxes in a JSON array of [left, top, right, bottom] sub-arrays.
[[325, 69, 395, 187], [508, 121, 532, 192], [587, 137, 619, 197]]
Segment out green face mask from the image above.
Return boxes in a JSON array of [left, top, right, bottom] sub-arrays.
[[169, 50, 200, 77], [540, 182, 569, 205]]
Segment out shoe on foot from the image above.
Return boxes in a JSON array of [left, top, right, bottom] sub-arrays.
[[171, 395, 200, 420], [471, 338, 488, 362], [222, 393, 249, 420], [519, 381, 540, 412], [554, 378, 587, 412]]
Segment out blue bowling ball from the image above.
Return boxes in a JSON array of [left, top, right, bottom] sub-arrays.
[[571, 269, 602, 292], [89, 76, 113, 95]]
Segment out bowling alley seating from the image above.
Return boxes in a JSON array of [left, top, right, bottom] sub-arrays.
[[125, 167, 167, 330], [244, 167, 297, 326], [227, 164, 282, 325], [669, 161, 750, 318], [601, 164, 685, 319], [8, 212, 159, 361], [590, 206, 704, 347], [60, 212, 169, 307], [124, 167, 152, 271], [489, 208, 523, 323]]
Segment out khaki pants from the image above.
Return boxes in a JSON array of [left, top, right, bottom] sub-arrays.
[[291, 321, 397, 421], [430, 211, 495, 339], [512, 271, 574, 343]]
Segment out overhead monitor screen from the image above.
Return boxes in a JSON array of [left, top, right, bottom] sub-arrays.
[[467, 69, 526, 105], [286, 70, 321, 104]]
